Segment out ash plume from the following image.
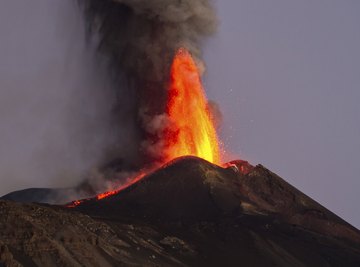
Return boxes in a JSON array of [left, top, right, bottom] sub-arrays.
[[82, 0, 218, 166]]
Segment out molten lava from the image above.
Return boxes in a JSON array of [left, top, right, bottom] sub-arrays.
[[165, 48, 221, 164]]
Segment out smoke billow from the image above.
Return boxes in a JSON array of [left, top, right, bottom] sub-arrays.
[[82, 0, 217, 166]]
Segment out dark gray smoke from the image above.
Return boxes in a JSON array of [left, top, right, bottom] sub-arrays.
[[82, 0, 217, 165]]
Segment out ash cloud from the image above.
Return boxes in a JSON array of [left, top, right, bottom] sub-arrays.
[[0, 0, 218, 202], [82, 0, 218, 164]]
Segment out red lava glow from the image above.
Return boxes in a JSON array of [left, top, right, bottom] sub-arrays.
[[165, 48, 221, 164], [66, 200, 84, 208], [67, 48, 222, 207]]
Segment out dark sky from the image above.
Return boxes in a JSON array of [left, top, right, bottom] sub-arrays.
[[0, 1, 359, 228]]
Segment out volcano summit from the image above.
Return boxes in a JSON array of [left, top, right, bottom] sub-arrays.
[[1, 157, 360, 266]]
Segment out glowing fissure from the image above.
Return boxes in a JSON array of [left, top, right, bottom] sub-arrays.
[[68, 48, 221, 206], [96, 172, 146, 200]]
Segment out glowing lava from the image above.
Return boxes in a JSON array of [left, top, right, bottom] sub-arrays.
[[165, 48, 221, 164]]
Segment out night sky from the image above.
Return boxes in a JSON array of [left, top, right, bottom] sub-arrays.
[[0, 1, 359, 228]]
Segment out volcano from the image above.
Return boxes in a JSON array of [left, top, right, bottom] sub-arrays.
[[1, 156, 360, 266], [2, 1, 359, 266]]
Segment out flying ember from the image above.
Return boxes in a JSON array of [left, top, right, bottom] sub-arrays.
[[165, 48, 221, 165]]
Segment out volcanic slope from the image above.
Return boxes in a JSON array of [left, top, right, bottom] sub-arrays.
[[1, 156, 360, 266]]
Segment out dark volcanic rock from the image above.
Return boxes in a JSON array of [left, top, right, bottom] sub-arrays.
[[76, 157, 360, 243], [0, 200, 188, 267], [1, 157, 360, 266]]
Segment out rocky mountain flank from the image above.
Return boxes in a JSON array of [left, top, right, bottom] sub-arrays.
[[1, 157, 360, 266]]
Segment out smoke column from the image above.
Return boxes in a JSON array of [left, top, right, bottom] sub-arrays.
[[82, 0, 218, 167]]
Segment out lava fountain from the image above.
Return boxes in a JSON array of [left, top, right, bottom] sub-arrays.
[[164, 48, 221, 164], [67, 48, 221, 206]]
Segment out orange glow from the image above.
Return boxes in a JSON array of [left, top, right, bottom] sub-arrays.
[[165, 48, 221, 164]]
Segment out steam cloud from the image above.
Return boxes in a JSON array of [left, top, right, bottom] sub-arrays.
[[82, 0, 217, 166]]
